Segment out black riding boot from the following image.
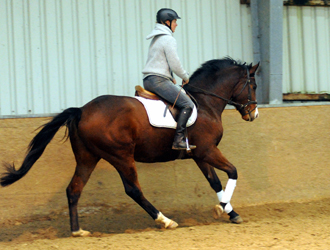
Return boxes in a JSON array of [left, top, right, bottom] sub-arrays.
[[172, 107, 196, 150]]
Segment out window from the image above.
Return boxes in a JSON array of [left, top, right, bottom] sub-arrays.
[[240, 0, 329, 6], [283, 0, 330, 5]]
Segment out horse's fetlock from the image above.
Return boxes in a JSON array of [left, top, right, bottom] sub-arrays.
[[220, 202, 227, 210], [228, 210, 238, 219]]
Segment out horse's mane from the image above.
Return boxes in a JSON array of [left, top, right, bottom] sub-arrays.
[[189, 57, 250, 83]]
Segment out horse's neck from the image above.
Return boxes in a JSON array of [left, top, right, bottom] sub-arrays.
[[195, 87, 231, 120], [192, 78, 237, 120]]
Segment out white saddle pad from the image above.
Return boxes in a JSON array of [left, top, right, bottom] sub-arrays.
[[135, 96, 197, 129]]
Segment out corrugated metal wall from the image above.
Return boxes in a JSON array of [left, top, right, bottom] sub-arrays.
[[283, 5, 330, 94], [0, 0, 253, 117]]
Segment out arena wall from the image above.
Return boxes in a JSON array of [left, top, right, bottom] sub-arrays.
[[0, 105, 329, 223]]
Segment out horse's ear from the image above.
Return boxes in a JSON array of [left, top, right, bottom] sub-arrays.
[[249, 62, 260, 76]]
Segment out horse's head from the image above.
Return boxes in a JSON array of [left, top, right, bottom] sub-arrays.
[[186, 58, 260, 122], [231, 63, 260, 122]]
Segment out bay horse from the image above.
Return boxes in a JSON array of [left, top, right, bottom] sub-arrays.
[[1, 57, 259, 237]]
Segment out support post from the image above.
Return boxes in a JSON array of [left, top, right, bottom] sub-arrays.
[[251, 0, 283, 104]]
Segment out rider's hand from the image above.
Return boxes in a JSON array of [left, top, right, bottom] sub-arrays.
[[172, 78, 177, 84], [182, 79, 189, 85]]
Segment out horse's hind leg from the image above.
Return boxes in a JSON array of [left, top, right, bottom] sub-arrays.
[[195, 160, 243, 224], [114, 158, 178, 229], [66, 148, 100, 237]]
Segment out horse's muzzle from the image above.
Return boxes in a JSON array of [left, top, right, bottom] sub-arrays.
[[242, 106, 259, 122]]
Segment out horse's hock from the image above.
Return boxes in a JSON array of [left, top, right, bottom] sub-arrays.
[[0, 105, 329, 223]]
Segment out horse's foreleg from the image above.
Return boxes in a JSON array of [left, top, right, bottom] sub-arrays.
[[195, 150, 242, 223], [195, 160, 223, 193], [215, 181, 242, 223], [66, 154, 99, 237], [117, 160, 178, 229]]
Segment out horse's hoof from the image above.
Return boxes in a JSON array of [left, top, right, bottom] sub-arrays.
[[155, 212, 179, 229], [230, 215, 243, 224], [156, 219, 178, 229], [167, 220, 178, 229], [71, 228, 91, 237], [213, 204, 223, 219]]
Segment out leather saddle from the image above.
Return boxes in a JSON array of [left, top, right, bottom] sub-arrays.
[[135, 85, 180, 120]]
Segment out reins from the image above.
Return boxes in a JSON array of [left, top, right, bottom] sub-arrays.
[[186, 84, 242, 108], [185, 67, 257, 115]]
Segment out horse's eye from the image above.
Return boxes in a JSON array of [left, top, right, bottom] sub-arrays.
[[253, 85, 257, 90]]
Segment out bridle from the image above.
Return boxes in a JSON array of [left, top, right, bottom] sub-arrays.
[[186, 67, 257, 117]]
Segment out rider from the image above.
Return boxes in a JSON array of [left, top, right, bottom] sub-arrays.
[[142, 8, 196, 150]]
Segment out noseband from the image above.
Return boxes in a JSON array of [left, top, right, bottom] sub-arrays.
[[186, 67, 257, 116], [232, 67, 258, 117]]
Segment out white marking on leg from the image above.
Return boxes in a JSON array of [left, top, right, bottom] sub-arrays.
[[216, 190, 224, 201], [224, 203, 233, 213], [155, 212, 178, 229], [217, 190, 233, 213], [221, 179, 237, 204]]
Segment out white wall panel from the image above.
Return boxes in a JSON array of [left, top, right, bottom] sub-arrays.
[[0, 0, 253, 117], [283, 6, 330, 94]]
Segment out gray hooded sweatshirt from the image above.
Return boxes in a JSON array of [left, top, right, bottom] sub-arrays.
[[142, 23, 189, 81]]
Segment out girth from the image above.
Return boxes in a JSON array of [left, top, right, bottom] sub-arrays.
[[135, 85, 180, 120]]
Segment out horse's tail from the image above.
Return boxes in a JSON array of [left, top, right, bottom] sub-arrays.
[[0, 107, 82, 187]]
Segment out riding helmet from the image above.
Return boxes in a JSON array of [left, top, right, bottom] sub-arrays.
[[156, 8, 181, 24]]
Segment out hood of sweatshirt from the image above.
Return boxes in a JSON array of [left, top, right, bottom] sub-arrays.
[[146, 23, 173, 40]]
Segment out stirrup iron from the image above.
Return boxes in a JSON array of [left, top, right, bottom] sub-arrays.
[[185, 129, 196, 152], [186, 137, 191, 153]]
